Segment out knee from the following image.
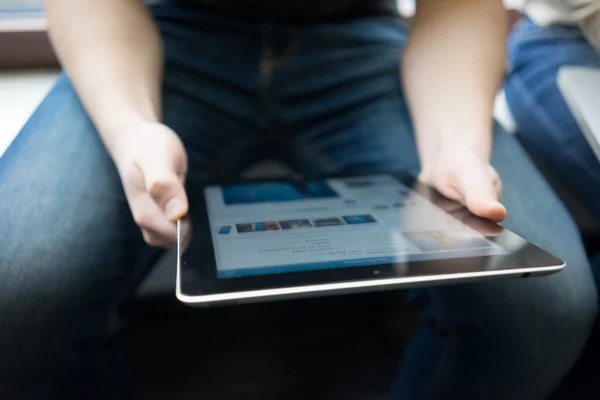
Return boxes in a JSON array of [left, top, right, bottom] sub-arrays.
[[0, 266, 69, 349], [0, 254, 92, 371], [0, 272, 98, 398], [435, 264, 597, 376], [505, 269, 597, 379], [538, 272, 597, 342]]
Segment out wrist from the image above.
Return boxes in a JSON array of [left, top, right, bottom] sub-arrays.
[[420, 143, 490, 176], [99, 117, 161, 161], [101, 102, 160, 132], [418, 125, 492, 167]]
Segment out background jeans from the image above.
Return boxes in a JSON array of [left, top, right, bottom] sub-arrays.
[[505, 17, 600, 221], [0, 5, 597, 400]]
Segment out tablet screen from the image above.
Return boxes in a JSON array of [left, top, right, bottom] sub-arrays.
[[203, 174, 507, 278]]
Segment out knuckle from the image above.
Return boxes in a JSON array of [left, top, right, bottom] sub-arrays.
[[133, 212, 152, 229], [142, 231, 163, 247], [147, 176, 179, 197]]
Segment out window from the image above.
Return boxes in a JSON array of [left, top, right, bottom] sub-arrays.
[[0, 0, 57, 69], [0, 0, 44, 11]]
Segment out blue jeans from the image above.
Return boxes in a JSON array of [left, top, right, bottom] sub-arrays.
[[505, 18, 600, 221], [0, 5, 597, 399]]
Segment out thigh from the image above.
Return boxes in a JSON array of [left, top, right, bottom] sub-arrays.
[[504, 18, 600, 219], [0, 6, 264, 399], [0, 74, 150, 398], [277, 17, 597, 399]]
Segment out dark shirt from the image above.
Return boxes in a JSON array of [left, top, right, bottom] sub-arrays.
[[176, 0, 399, 22]]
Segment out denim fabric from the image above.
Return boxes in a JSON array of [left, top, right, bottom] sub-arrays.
[[0, 5, 597, 400], [504, 18, 600, 221]]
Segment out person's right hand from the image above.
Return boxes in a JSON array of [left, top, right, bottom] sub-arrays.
[[419, 147, 507, 223], [111, 122, 190, 247]]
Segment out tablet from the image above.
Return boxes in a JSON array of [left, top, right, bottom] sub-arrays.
[[176, 172, 564, 306]]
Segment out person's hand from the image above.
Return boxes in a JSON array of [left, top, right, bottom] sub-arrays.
[[111, 122, 190, 247], [412, 181, 505, 236], [419, 149, 507, 223]]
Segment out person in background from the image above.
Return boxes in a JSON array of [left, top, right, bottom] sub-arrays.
[[0, 0, 597, 399], [505, 0, 600, 225]]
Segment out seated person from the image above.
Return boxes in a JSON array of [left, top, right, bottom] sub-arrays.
[[0, 0, 596, 399], [504, 0, 600, 223]]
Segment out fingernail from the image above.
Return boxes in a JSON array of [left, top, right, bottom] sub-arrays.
[[165, 197, 185, 220]]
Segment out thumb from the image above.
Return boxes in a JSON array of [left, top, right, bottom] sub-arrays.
[[137, 156, 188, 222], [457, 168, 507, 223]]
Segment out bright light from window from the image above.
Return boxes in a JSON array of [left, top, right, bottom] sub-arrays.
[[0, 0, 43, 5], [0, 0, 45, 31], [397, 0, 416, 18], [0, 0, 43, 12]]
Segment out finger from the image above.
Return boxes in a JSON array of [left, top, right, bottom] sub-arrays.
[[141, 228, 176, 248], [436, 201, 502, 236], [131, 194, 179, 247], [434, 183, 465, 205], [431, 191, 465, 214], [137, 158, 189, 222], [457, 170, 507, 223], [459, 212, 505, 237], [139, 221, 178, 247]]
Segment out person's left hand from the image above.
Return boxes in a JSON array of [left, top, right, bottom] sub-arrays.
[[419, 148, 507, 223]]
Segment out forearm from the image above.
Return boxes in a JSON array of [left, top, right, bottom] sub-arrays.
[[402, 0, 508, 169], [45, 0, 163, 157]]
